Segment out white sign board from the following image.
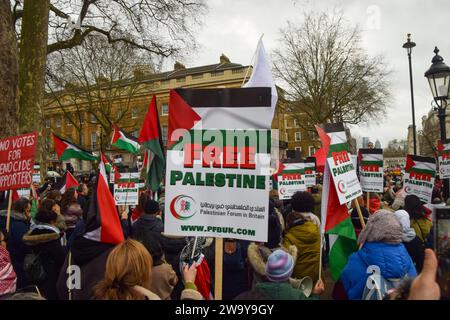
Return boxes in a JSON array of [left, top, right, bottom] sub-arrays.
[[114, 182, 139, 205], [277, 163, 307, 200]]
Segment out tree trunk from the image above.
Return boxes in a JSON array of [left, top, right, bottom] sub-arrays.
[[0, 0, 19, 138], [18, 0, 50, 180], [18, 0, 49, 132]]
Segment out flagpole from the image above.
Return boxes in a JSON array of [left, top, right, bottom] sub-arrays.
[[241, 33, 264, 87], [353, 199, 366, 228], [6, 190, 13, 234], [366, 192, 370, 214], [214, 238, 223, 300]]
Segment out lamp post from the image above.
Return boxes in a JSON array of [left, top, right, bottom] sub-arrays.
[[425, 47, 450, 200], [403, 33, 417, 155]]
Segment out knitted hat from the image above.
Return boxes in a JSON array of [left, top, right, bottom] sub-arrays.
[[144, 200, 160, 215], [265, 249, 294, 282]]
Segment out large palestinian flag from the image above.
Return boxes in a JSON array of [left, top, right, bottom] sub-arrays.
[[403, 154, 436, 203], [111, 125, 140, 154], [358, 148, 384, 193], [138, 95, 165, 192], [83, 153, 124, 244], [53, 134, 97, 161], [54, 171, 79, 194], [316, 123, 358, 281]]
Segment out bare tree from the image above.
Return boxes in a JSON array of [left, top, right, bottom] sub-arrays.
[[45, 34, 150, 151], [0, 0, 19, 138], [9, 0, 206, 131], [273, 11, 391, 133]]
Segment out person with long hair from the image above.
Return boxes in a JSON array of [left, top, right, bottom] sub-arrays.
[[93, 239, 202, 300], [60, 188, 83, 239]]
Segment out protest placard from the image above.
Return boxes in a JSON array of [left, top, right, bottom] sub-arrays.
[[277, 163, 307, 200], [164, 88, 273, 242], [358, 148, 384, 193], [403, 155, 436, 203], [304, 157, 317, 187], [0, 132, 37, 191], [114, 182, 139, 205]]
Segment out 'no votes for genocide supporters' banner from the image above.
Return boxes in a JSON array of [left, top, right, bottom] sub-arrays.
[[403, 154, 436, 203], [278, 163, 307, 200], [318, 123, 362, 204], [164, 88, 274, 242], [358, 148, 384, 193], [0, 132, 37, 191]]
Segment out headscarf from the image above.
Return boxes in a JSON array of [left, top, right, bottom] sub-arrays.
[[0, 246, 17, 296], [394, 210, 417, 242], [358, 209, 404, 246]]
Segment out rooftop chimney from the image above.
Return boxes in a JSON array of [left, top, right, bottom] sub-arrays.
[[220, 53, 230, 64], [174, 61, 186, 71]]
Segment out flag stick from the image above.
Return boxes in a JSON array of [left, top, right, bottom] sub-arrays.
[[241, 33, 264, 87], [190, 237, 198, 260], [214, 237, 223, 300], [353, 198, 366, 228], [6, 190, 13, 234], [318, 232, 323, 280], [366, 192, 370, 214]]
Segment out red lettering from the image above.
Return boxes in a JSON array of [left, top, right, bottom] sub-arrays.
[[184, 143, 202, 168], [240, 146, 256, 169], [223, 146, 239, 168], [202, 145, 221, 168]]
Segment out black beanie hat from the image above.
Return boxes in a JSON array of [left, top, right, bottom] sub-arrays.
[[144, 199, 160, 215]]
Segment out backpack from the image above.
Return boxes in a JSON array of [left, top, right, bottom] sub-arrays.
[[362, 274, 402, 300], [23, 252, 46, 284]]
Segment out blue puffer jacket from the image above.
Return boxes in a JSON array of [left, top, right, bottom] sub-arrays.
[[340, 242, 417, 300]]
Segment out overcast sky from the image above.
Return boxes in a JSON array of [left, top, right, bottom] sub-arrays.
[[181, 0, 450, 147]]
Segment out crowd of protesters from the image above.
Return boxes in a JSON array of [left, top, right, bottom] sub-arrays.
[[0, 166, 444, 301]]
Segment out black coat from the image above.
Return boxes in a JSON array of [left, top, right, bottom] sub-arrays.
[[132, 214, 164, 235], [403, 236, 425, 273], [22, 226, 65, 300]]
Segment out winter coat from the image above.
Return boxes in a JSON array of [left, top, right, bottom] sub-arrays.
[[340, 242, 417, 300], [283, 218, 321, 282], [255, 282, 319, 300], [222, 241, 249, 300], [150, 262, 178, 300], [403, 236, 425, 273], [77, 195, 89, 216], [411, 218, 432, 243], [132, 214, 164, 235], [56, 237, 114, 300], [22, 224, 65, 300], [311, 193, 322, 218], [63, 203, 83, 230], [0, 210, 31, 289]]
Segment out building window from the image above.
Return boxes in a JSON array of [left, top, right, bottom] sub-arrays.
[[162, 126, 168, 145], [309, 146, 316, 156], [294, 119, 299, 127], [295, 132, 301, 141], [116, 109, 123, 120], [55, 116, 61, 128], [285, 132, 289, 142], [232, 69, 243, 74], [91, 132, 97, 150], [176, 77, 185, 83], [80, 135, 84, 147], [161, 103, 169, 115], [295, 147, 302, 152], [131, 107, 138, 119], [192, 74, 203, 79], [45, 118, 51, 128], [89, 113, 97, 123], [66, 115, 72, 126], [211, 71, 224, 77], [79, 114, 84, 124]]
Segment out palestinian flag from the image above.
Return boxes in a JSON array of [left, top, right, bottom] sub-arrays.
[[138, 96, 165, 191], [316, 123, 357, 281], [358, 148, 383, 171], [405, 155, 436, 177], [53, 134, 98, 161], [438, 140, 450, 155], [54, 171, 79, 193], [270, 160, 285, 190], [111, 124, 140, 154], [101, 153, 113, 173], [83, 153, 124, 244]]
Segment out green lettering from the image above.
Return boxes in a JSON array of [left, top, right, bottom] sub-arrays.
[[215, 173, 225, 187], [243, 175, 255, 188], [170, 171, 183, 185], [256, 175, 266, 189], [195, 172, 205, 186], [205, 173, 215, 186], [225, 174, 236, 187], [182, 172, 195, 185]]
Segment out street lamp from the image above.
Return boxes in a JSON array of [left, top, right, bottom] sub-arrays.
[[425, 46, 450, 200], [403, 33, 417, 155]]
